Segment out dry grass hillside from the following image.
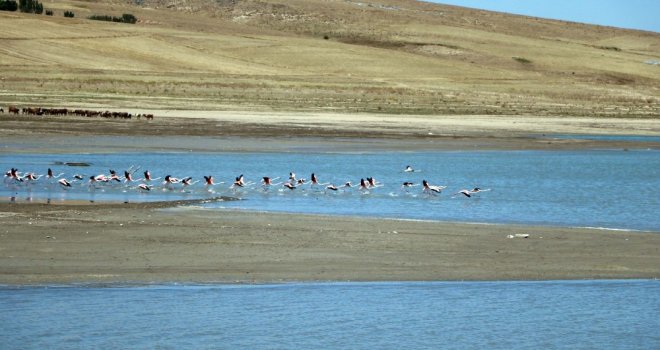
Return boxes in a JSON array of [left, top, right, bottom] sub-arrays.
[[0, 0, 658, 117]]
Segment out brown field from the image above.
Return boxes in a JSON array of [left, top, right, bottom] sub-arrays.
[[1, 0, 658, 117]]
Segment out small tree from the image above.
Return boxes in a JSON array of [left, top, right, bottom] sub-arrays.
[[18, 0, 43, 13], [121, 13, 137, 24], [88, 14, 112, 21], [0, 0, 18, 11], [512, 56, 532, 64], [88, 13, 136, 24]]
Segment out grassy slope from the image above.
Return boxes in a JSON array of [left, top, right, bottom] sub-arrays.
[[0, 0, 658, 117]]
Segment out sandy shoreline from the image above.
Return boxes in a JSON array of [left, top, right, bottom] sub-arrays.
[[1, 112, 659, 285], [1, 113, 659, 152], [0, 201, 658, 285]]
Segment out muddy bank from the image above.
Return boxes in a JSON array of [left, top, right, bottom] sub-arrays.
[[1, 202, 658, 285]]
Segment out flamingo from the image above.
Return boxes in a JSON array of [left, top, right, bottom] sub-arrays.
[[88, 175, 106, 189], [10, 170, 25, 183], [164, 175, 180, 184], [262, 176, 282, 187], [422, 180, 446, 195], [457, 189, 472, 197], [18, 173, 42, 184], [310, 173, 329, 187], [204, 175, 216, 186], [366, 177, 382, 188], [182, 177, 198, 186], [359, 178, 370, 191], [108, 170, 122, 182], [47, 168, 64, 179], [122, 165, 141, 182], [455, 187, 491, 198], [401, 181, 418, 192], [3, 169, 16, 184], [92, 174, 109, 182], [23, 172, 42, 181], [58, 178, 72, 188], [232, 174, 245, 188], [143, 170, 161, 182], [124, 170, 143, 183]]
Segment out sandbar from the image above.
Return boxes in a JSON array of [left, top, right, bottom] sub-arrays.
[[0, 201, 658, 285]]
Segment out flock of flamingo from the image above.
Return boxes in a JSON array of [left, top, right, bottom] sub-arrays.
[[3, 165, 490, 199]]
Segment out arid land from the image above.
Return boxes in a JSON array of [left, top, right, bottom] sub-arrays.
[[1, 0, 659, 284], [0, 0, 658, 117]]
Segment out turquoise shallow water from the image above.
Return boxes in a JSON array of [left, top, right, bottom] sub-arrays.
[[1, 280, 658, 349], [3, 149, 659, 230]]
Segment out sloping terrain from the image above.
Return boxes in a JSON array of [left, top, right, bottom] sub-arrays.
[[0, 0, 658, 117]]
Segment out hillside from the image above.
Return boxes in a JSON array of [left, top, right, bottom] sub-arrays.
[[0, 0, 658, 117]]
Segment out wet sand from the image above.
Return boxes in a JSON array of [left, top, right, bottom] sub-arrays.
[[0, 200, 659, 285], [1, 112, 659, 284], [1, 112, 659, 152]]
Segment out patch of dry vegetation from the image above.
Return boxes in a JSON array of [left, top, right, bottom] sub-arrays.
[[0, 0, 658, 117]]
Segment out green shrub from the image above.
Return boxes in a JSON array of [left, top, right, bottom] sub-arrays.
[[512, 56, 532, 64], [122, 13, 137, 24], [88, 13, 137, 24], [88, 14, 113, 22], [0, 0, 18, 11], [18, 0, 42, 13], [63, 10, 74, 17], [45, 9, 52, 15]]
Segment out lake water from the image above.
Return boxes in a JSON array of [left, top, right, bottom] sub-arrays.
[[1, 280, 658, 349], [2, 149, 659, 231], [3, 147, 659, 348]]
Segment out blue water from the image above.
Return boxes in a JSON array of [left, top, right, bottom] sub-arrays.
[[0, 150, 660, 231], [2, 150, 659, 231], [3, 148, 659, 348], [0, 280, 658, 349]]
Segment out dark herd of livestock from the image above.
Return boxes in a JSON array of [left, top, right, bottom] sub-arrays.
[[2, 106, 154, 120]]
